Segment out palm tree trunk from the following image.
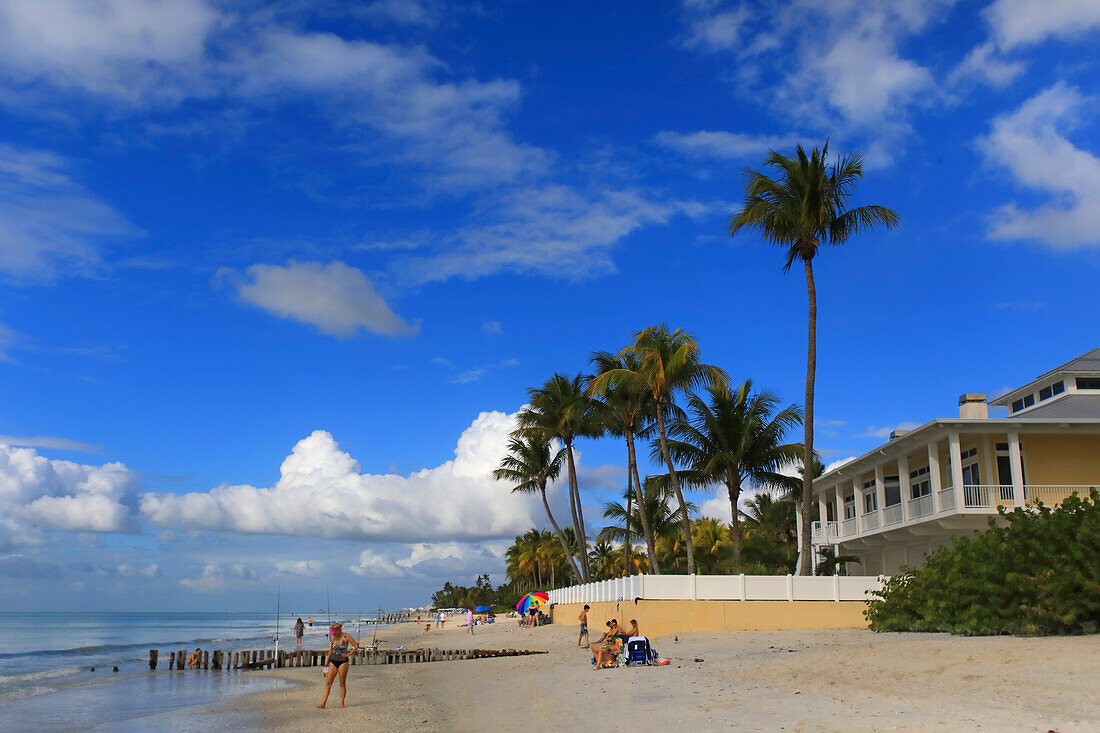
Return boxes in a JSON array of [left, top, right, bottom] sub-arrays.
[[623, 472, 632, 577], [799, 256, 817, 576], [656, 405, 696, 575], [540, 485, 582, 583], [566, 443, 590, 581], [727, 472, 742, 573], [626, 431, 659, 574]]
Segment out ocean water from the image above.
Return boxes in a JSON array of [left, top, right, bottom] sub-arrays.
[[0, 611, 368, 730]]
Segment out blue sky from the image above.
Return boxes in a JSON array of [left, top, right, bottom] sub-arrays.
[[1, 0, 1099, 612]]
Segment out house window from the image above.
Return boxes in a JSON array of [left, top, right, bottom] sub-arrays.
[[909, 466, 932, 498], [884, 475, 901, 506], [843, 494, 856, 520], [961, 447, 980, 486], [1040, 381, 1064, 400], [995, 443, 1027, 486], [1011, 399, 1023, 412], [1077, 377, 1100, 390], [862, 479, 878, 513]]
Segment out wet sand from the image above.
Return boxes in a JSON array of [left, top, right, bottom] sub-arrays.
[[216, 617, 1100, 732]]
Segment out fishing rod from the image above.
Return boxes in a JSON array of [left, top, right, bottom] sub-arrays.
[[370, 592, 384, 649], [274, 584, 281, 656]]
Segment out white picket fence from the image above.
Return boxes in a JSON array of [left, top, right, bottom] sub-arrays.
[[547, 573, 885, 604]]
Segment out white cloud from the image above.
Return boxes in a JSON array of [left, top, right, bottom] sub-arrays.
[[0, 0, 220, 104], [654, 130, 805, 160], [274, 560, 322, 576], [179, 562, 258, 591], [678, 1, 955, 164], [825, 456, 858, 473], [949, 42, 1025, 88], [360, 0, 440, 27], [0, 144, 134, 280], [401, 185, 714, 284], [0, 443, 134, 547], [978, 84, 1100, 248], [235, 261, 417, 337], [350, 548, 407, 578], [481, 320, 502, 335], [984, 0, 1100, 50], [0, 434, 102, 453], [140, 410, 557, 542], [448, 358, 520, 384], [863, 421, 921, 439]]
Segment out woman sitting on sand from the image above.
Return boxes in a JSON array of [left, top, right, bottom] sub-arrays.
[[318, 622, 359, 709], [589, 622, 624, 669]]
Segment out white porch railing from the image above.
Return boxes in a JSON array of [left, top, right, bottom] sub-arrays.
[[546, 573, 885, 605], [938, 487, 955, 511], [882, 504, 903, 525], [840, 517, 858, 538], [861, 513, 880, 531], [1026, 485, 1096, 506], [908, 494, 934, 519]]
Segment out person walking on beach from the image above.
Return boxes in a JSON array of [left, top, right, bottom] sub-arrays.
[[439, 610, 447, 629], [318, 622, 359, 710], [578, 605, 590, 647], [466, 608, 474, 635], [294, 618, 305, 651]]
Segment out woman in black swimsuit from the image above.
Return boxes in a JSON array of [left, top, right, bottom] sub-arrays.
[[318, 622, 359, 709]]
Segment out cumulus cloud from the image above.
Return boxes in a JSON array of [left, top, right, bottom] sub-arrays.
[[678, 1, 954, 164], [179, 562, 259, 591], [0, 144, 135, 280], [978, 84, 1100, 248], [0, 443, 134, 547], [983, 0, 1100, 51], [235, 261, 417, 337], [140, 410, 561, 542], [825, 456, 858, 473]]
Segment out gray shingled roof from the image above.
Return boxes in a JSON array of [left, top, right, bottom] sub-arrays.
[[1038, 348, 1100, 378], [1016, 394, 1100, 419]]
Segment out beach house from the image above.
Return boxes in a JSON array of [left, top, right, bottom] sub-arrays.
[[809, 349, 1100, 575]]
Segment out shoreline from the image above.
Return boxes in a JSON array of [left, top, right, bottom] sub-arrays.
[[212, 616, 1100, 732]]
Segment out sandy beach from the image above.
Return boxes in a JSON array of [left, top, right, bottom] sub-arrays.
[[214, 616, 1100, 732]]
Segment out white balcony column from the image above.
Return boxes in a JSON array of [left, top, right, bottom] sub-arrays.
[[874, 466, 886, 525], [927, 440, 942, 502], [981, 434, 996, 489], [948, 432, 965, 508], [834, 485, 844, 535], [852, 478, 863, 525], [897, 454, 911, 521], [1007, 432, 1025, 506], [818, 495, 829, 526]]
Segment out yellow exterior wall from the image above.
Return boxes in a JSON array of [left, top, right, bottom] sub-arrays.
[[1021, 434, 1100, 486], [551, 600, 869, 638]]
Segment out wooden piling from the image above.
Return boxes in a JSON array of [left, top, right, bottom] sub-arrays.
[[149, 649, 158, 670], [202, 651, 209, 670]]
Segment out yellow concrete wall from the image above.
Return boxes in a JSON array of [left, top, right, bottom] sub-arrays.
[[1021, 434, 1100, 486], [551, 599, 869, 639]]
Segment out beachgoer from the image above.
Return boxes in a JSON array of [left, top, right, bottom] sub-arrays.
[[317, 622, 359, 710], [589, 622, 616, 669], [466, 608, 474, 635], [294, 618, 305, 650], [578, 605, 590, 647], [439, 611, 446, 629], [624, 619, 639, 638], [308, 617, 314, 627], [187, 648, 202, 668]]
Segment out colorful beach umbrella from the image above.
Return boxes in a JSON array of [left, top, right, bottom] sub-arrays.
[[516, 591, 549, 614]]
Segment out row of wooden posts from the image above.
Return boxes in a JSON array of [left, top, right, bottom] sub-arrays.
[[149, 647, 546, 671]]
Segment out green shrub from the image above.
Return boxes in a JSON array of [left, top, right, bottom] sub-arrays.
[[865, 489, 1100, 635]]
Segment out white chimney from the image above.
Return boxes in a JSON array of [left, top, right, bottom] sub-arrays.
[[959, 393, 988, 419]]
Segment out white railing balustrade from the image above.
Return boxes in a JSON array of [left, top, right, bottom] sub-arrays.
[[938, 487, 955, 511], [840, 517, 857, 538], [882, 504, 903, 525], [908, 494, 934, 519], [963, 485, 1014, 508], [861, 513, 880, 531], [1026, 485, 1095, 507], [545, 573, 886, 605]]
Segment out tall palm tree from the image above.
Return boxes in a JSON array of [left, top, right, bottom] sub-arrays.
[[517, 373, 601, 581], [662, 381, 803, 572], [493, 435, 582, 583], [588, 350, 660, 574], [588, 539, 615, 580], [599, 478, 696, 573], [729, 143, 899, 574], [588, 325, 727, 575]]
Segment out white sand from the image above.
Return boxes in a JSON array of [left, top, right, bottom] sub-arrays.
[[216, 619, 1100, 732]]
